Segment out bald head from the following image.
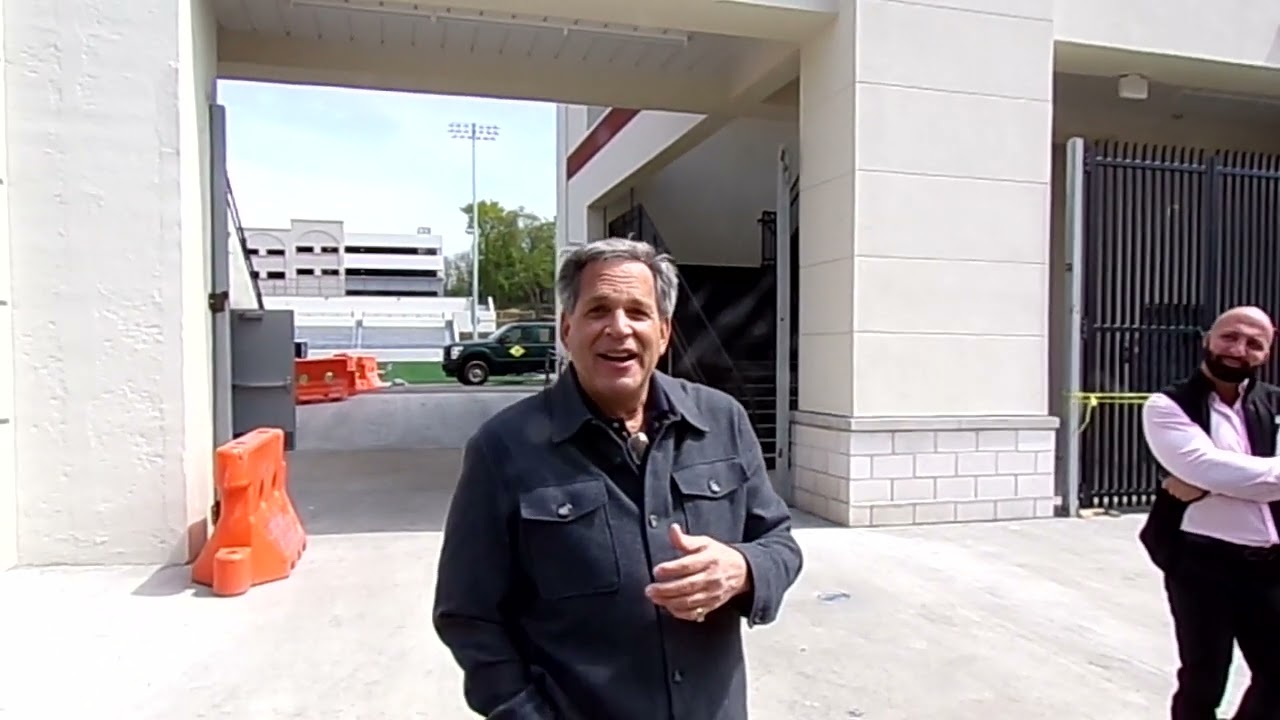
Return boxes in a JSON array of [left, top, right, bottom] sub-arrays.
[[1210, 305, 1275, 338], [1202, 305, 1275, 385]]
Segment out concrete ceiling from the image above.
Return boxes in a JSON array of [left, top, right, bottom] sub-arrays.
[[1057, 42, 1280, 101], [1053, 70, 1280, 152], [1056, 71, 1280, 124], [216, 0, 818, 114], [298, 0, 842, 42]]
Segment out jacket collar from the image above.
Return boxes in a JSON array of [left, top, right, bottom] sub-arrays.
[[548, 365, 708, 444]]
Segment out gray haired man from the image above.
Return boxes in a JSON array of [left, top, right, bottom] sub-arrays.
[[433, 238, 803, 719]]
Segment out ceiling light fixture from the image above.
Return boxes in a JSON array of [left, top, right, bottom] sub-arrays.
[[1116, 73, 1148, 101], [291, 0, 691, 45]]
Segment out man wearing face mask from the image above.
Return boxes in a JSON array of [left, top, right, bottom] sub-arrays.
[[433, 238, 803, 720], [1140, 306, 1280, 720]]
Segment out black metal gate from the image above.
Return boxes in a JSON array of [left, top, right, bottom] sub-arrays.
[[1079, 141, 1280, 509]]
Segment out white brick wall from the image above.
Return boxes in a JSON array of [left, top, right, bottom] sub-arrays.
[[790, 419, 1059, 527]]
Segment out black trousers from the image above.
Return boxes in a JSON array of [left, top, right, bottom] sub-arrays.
[[1165, 535, 1280, 720]]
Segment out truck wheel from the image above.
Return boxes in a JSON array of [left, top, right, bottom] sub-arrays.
[[462, 360, 490, 386]]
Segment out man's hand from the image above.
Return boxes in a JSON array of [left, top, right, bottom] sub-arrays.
[[645, 524, 750, 623], [1163, 475, 1209, 502]]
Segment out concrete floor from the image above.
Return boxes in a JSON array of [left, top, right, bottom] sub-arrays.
[[0, 444, 1254, 718]]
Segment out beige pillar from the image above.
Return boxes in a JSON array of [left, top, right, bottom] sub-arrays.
[[4, 0, 218, 564], [792, 0, 1059, 526]]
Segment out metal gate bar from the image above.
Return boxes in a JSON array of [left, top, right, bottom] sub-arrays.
[[1078, 141, 1280, 510]]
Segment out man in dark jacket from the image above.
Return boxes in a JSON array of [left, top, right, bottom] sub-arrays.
[[1139, 306, 1280, 720], [433, 238, 804, 720]]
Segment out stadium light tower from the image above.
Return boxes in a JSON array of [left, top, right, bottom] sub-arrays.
[[448, 121, 500, 337]]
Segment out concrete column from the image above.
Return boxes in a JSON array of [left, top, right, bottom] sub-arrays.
[[586, 206, 607, 240], [0, 2, 15, 570], [793, 0, 1059, 527], [4, 0, 219, 565], [554, 105, 571, 365]]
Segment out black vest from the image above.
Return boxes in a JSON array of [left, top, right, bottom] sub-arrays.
[[1139, 371, 1280, 571]]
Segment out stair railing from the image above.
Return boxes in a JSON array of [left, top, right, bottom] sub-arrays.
[[607, 205, 762, 425], [226, 176, 264, 310]]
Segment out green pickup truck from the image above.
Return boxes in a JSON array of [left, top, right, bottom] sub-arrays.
[[442, 320, 558, 386]]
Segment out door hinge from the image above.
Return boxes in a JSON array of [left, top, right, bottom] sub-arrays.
[[208, 290, 229, 314]]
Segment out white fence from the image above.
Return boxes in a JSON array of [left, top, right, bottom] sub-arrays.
[[269, 295, 498, 336], [293, 308, 498, 363]]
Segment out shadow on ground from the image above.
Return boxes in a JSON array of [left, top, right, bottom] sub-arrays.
[[789, 510, 838, 529], [132, 565, 217, 597]]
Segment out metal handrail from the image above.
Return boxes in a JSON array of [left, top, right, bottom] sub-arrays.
[[226, 176, 264, 310]]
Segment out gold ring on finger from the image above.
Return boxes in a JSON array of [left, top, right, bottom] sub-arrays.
[[694, 607, 705, 622]]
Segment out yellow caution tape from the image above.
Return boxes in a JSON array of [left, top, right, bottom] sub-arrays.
[[1069, 392, 1151, 433]]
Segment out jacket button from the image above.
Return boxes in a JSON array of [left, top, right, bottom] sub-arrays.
[[672, 670, 684, 684], [556, 503, 573, 518], [648, 514, 659, 528], [708, 479, 721, 493]]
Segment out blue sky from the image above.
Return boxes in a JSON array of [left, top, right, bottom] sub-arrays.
[[217, 80, 557, 256]]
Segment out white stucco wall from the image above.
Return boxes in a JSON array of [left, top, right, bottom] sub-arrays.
[[4, 0, 217, 565], [0, 3, 15, 571], [181, 0, 219, 564]]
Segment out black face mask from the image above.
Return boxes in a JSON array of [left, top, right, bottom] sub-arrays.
[[1203, 346, 1258, 385]]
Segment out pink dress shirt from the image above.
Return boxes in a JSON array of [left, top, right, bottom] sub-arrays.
[[1142, 392, 1280, 547]]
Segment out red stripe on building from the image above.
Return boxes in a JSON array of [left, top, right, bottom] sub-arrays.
[[566, 108, 641, 180]]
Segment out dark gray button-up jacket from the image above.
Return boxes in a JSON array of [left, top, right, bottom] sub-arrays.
[[433, 370, 804, 720]]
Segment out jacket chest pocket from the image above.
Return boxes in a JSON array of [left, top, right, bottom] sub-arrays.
[[671, 459, 748, 540], [518, 480, 620, 601]]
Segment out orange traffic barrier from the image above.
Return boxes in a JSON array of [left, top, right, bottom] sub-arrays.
[[295, 357, 353, 404], [191, 427, 307, 596], [353, 354, 388, 392], [333, 353, 387, 393], [212, 547, 252, 596]]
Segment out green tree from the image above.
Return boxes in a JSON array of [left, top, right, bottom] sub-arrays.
[[444, 251, 473, 298], [445, 200, 555, 311]]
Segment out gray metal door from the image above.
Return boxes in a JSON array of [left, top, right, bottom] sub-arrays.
[[211, 103, 233, 447], [231, 309, 298, 450]]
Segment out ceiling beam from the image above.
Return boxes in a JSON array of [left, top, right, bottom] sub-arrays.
[[724, 41, 801, 110], [578, 112, 733, 210], [575, 42, 800, 206], [285, 0, 837, 42], [1056, 42, 1280, 99], [217, 30, 735, 114]]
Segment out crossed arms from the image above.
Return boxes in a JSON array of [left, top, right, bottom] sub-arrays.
[[1142, 393, 1280, 503]]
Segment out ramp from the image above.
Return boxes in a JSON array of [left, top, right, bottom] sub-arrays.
[[294, 388, 536, 452]]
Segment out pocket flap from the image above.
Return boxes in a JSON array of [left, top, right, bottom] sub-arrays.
[[519, 481, 608, 522], [672, 459, 746, 499]]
